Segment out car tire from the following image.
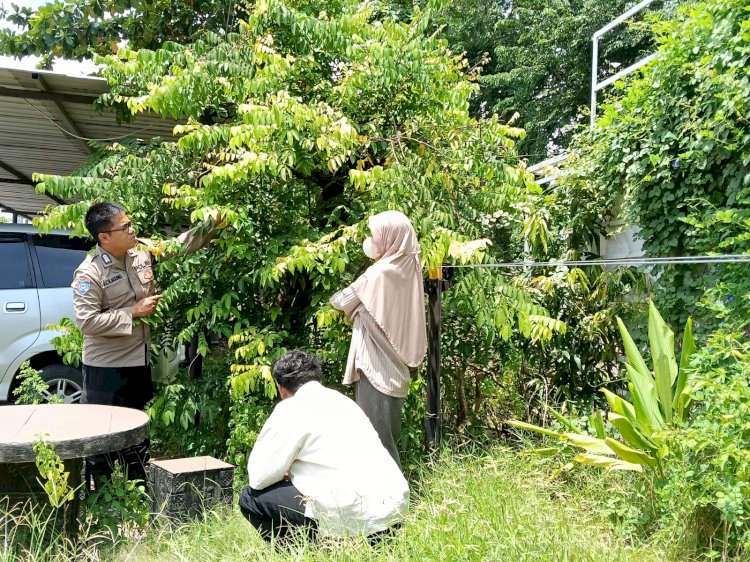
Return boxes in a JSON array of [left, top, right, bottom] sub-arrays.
[[40, 364, 84, 404]]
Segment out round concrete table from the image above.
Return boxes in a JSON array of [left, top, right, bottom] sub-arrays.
[[0, 404, 149, 534], [0, 404, 149, 463]]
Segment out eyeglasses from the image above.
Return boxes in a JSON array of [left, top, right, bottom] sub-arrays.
[[101, 221, 134, 234]]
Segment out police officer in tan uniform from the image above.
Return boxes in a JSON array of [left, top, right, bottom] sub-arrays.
[[72, 202, 221, 484]]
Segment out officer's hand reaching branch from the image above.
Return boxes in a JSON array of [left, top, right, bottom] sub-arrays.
[[131, 294, 162, 318]]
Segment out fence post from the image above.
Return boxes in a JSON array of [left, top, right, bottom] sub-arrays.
[[424, 267, 452, 456]]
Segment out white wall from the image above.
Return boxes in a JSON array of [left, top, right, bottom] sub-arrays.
[[600, 225, 644, 260]]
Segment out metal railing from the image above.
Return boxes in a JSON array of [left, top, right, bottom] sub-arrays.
[[591, 0, 659, 126]]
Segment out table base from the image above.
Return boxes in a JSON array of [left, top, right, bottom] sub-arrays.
[[0, 459, 82, 537]]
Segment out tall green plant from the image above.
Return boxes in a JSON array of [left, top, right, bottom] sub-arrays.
[[658, 329, 750, 557], [48, 318, 83, 368], [32, 439, 77, 509], [510, 301, 695, 475]]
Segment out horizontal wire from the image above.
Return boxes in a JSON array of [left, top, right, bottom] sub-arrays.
[[441, 255, 750, 269], [25, 99, 157, 142]]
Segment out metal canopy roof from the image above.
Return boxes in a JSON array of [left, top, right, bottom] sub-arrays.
[[0, 66, 178, 220]]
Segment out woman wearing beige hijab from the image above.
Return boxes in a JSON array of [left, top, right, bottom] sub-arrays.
[[330, 211, 427, 467]]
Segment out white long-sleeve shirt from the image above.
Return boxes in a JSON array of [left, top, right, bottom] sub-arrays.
[[330, 287, 411, 397], [247, 381, 409, 536]]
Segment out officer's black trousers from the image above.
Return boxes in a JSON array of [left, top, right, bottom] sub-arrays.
[[238, 481, 317, 542], [81, 364, 154, 486]]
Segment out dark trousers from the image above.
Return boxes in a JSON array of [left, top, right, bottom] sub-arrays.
[[355, 374, 405, 469], [81, 364, 154, 485], [239, 481, 316, 541]]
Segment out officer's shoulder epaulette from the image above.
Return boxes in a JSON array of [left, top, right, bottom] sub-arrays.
[[79, 252, 104, 274]]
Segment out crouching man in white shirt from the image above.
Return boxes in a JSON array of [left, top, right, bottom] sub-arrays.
[[239, 349, 409, 541]]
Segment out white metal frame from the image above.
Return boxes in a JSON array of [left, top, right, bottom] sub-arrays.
[[590, 0, 658, 126]]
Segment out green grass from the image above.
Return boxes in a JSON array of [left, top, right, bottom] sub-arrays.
[[2, 447, 682, 562]]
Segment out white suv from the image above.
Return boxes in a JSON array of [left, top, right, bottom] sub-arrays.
[[0, 224, 179, 403]]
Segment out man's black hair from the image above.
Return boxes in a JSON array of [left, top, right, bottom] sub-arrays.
[[85, 202, 126, 243], [271, 349, 322, 394]]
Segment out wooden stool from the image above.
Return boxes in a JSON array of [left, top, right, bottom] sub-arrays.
[[150, 456, 234, 520]]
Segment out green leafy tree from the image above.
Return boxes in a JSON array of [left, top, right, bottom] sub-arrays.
[[436, 0, 660, 159], [34, 0, 565, 443], [0, 0, 418, 68], [0, 0, 244, 67]]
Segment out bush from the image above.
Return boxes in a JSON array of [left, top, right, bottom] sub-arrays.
[[148, 351, 243, 460], [85, 463, 150, 542], [13, 362, 63, 405], [657, 330, 750, 558], [225, 390, 276, 472]]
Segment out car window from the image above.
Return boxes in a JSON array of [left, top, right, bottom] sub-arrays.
[[32, 235, 94, 288], [0, 235, 32, 289]]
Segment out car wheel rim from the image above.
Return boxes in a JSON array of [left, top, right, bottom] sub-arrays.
[[42, 378, 83, 404]]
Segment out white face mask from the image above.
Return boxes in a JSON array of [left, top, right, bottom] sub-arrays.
[[363, 237, 380, 260]]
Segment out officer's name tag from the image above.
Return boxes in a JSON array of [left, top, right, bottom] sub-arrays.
[[102, 273, 125, 288]]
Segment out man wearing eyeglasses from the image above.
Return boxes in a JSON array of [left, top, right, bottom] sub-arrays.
[[71, 201, 223, 486]]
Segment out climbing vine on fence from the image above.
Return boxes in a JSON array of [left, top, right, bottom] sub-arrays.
[[565, 0, 750, 326]]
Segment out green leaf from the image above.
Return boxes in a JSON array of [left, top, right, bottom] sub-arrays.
[[508, 420, 562, 439], [654, 354, 673, 425], [648, 300, 678, 387], [573, 453, 644, 472], [604, 437, 656, 468], [674, 316, 695, 419], [608, 413, 656, 454], [626, 364, 664, 433], [601, 388, 636, 420], [648, 301, 677, 425], [679, 316, 695, 372], [545, 404, 581, 434], [590, 410, 606, 439], [519, 447, 559, 457], [617, 317, 650, 379], [563, 433, 614, 456]]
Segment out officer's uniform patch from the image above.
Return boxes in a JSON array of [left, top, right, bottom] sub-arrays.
[[143, 269, 154, 280], [77, 279, 91, 295], [101, 253, 112, 265]]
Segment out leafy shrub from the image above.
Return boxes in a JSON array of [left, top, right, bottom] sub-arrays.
[[13, 362, 63, 405], [226, 391, 276, 473], [48, 318, 83, 368], [510, 301, 695, 475], [657, 330, 750, 558], [518, 266, 648, 406], [398, 375, 427, 470], [684, 186, 750, 334], [85, 463, 150, 541], [566, 0, 750, 326], [32, 438, 77, 509], [148, 351, 236, 459]]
